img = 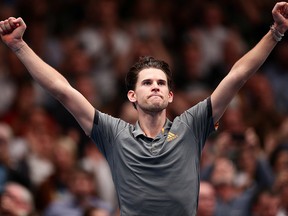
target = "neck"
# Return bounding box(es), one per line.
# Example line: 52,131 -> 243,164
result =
138,110 -> 167,138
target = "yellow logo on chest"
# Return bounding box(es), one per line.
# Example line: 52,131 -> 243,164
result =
167,132 -> 178,142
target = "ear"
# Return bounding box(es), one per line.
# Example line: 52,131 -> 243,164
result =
127,90 -> 137,103
168,91 -> 174,103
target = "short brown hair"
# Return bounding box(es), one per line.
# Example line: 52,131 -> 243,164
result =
125,56 -> 173,92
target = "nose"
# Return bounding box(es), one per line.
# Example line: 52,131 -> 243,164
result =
151,81 -> 160,91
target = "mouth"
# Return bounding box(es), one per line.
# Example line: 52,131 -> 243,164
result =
148,95 -> 163,99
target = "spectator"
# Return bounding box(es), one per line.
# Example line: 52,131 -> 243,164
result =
15,107 -> 58,187
35,136 -> 78,212
270,144 -> 288,176
0,123 -> 30,191
198,181 -> 217,216
250,189 -> 281,216
195,2 -> 229,75
205,157 -> 253,216
80,141 -> 117,210
44,167 -> 112,216
77,0 -> 132,105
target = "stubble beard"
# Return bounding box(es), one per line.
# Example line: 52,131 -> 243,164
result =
138,100 -> 168,113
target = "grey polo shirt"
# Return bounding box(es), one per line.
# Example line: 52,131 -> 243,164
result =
91,97 -> 215,216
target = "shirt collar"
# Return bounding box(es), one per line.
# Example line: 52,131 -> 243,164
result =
132,119 -> 172,138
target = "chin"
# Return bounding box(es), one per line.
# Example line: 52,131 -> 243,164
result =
147,103 -> 168,112
138,101 -> 169,113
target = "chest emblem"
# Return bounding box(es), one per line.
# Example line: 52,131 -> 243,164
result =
167,132 -> 178,142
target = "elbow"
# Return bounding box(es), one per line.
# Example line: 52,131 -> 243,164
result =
49,78 -> 71,99
229,65 -> 253,86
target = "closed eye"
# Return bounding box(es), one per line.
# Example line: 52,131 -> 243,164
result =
158,80 -> 166,86
141,79 -> 167,86
142,80 -> 152,85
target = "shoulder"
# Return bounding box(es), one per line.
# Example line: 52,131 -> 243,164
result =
179,97 -> 212,119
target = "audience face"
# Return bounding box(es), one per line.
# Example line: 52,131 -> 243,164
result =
275,151 -> 288,174
252,191 -> 280,216
198,181 -> 216,216
69,169 -> 96,199
210,157 -> 237,202
53,137 -> 76,171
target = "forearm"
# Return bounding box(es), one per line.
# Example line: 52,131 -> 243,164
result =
211,29 -> 279,122
0,17 -> 95,135
14,41 -> 70,99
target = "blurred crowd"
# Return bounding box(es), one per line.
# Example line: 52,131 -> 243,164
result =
0,0 -> 287,215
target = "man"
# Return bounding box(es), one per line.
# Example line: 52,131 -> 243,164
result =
43,168 -> 112,216
251,189 -> 281,216
0,182 -> 35,216
0,2 -> 288,215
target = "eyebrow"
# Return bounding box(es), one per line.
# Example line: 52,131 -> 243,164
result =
141,78 -> 167,84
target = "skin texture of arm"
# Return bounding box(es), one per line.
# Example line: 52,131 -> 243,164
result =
0,17 -> 95,136
211,2 -> 288,123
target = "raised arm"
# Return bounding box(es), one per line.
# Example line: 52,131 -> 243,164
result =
211,2 -> 288,123
0,17 -> 95,136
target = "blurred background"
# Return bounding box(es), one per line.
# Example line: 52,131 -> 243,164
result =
0,0 -> 287,215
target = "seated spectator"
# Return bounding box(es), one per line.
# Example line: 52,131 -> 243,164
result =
43,167 -> 112,216
204,157 -> 255,216
80,142 -> 117,210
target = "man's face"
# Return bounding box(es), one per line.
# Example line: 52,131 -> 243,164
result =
128,68 -> 173,113
69,172 -> 95,197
